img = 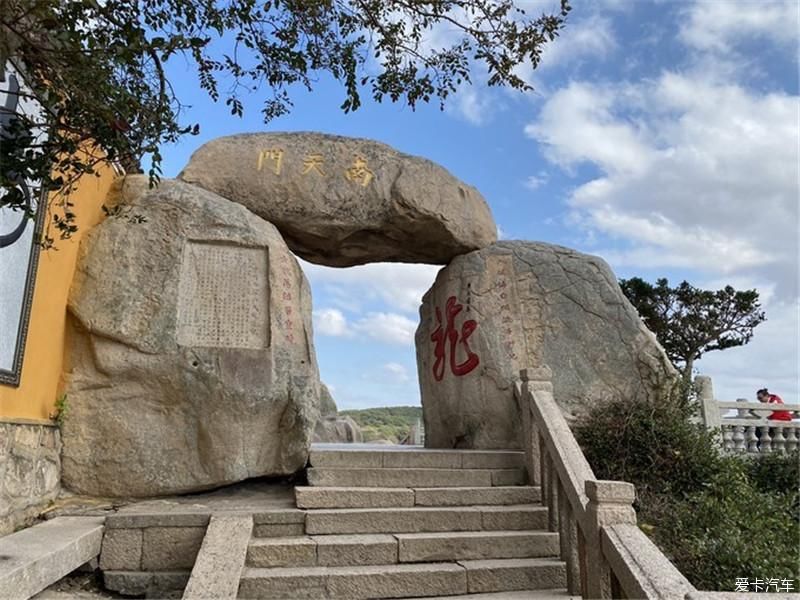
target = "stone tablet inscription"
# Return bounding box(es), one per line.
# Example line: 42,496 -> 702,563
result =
177,242 -> 269,349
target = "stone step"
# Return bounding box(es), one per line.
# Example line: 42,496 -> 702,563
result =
307,467 -> 526,488
238,558 -> 565,599
296,486 -> 416,509
247,530 -> 558,568
404,590 -> 579,599
302,506 -> 548,535
309,446 -> 524,470
414,486 -> 540,507
248,534 -> 399,568
0,516 -> 104,600
396,531 -> 559,563
294,485 -> 540,509
460,558 -> 567,594
239,562 -> 466,599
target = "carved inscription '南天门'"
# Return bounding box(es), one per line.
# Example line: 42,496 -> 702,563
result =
256,147 -> 375,186
176,241 -> 269,349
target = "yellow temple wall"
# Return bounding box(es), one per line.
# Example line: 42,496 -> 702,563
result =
0,167 -> 118,423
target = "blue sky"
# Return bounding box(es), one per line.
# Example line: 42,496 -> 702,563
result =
157,0 -> 799,409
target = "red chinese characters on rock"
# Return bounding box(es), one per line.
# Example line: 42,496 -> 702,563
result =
431,296 -> 480,381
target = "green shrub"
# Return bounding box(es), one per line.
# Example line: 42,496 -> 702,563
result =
652,457 -> 799,590
574,395 -> 721,499
341,406 -> 422,443
746,451 -> 800,495
575,396 -> 799,592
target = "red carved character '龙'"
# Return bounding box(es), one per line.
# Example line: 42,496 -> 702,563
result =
431,295 -> 480,381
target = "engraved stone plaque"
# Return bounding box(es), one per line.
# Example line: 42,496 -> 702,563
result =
177,242 -> 269,349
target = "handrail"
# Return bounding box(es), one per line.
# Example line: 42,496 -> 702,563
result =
515,367 -> 699,599
716,418 -> 800,427
524,373 -> 595,523
716,401 -> 800,412
602,524 -> 695,600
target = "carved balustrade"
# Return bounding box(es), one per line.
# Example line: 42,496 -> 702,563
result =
696,376 -> 800,455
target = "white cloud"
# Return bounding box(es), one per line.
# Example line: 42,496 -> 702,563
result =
586,210 -> 773,274
314,307 -> 419,346
382,362 -> 411,384
525,81 -> 655,176
411,3 -> 616,124
524,171 -> 549,190
505,12 -> 617,92
680,0 -> 798,52
450,86 -> 493,125
526,73 -> 799,296
526,11 -> 799,402
538,15 -> 617,70
301,261 -> 439,315
353,312 -> 417,346
313,308 -> 353,337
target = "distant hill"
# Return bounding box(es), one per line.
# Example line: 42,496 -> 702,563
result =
340,406 -> 423,443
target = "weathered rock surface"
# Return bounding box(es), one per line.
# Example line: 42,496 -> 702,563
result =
312,384 -> 363,443
313,416 -> 364,444
319,384 -> 338,418
178,132 -> 497,267
416,241 -> 677,449
61,176 -> 320,497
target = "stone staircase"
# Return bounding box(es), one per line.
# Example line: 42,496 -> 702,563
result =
237,446 -> 570,599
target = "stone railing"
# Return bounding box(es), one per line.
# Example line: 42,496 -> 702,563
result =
514,368 -> 792,600
515,367 -> 695,599
696,377 -> 800,454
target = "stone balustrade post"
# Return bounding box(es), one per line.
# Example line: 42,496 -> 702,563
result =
530,425 -> 541,487
733,425 -> 745,452
516,383 -> 535,484
758,425 -> 772,453
785,427 -> 799,452
746,426 -> 759,453
584,480 -> 637,599
695,376 -> 720,436
541,450 -> 551,509
773,427 -> 786,453
735,397 -> 751,419
547,456 -> 559,532
520,367 -> 553,488
558,482 -> 581,595
721,427 -> 734,450
519,366 -> 554,393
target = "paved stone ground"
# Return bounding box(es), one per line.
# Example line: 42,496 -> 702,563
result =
28,479 -> 296,599
32,571 -> 120,599
313,443 -> 424,450
110,478 -> 297,517
44,478 -> 297,521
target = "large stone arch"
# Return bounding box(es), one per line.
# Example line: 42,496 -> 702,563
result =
179,132 -> 497,267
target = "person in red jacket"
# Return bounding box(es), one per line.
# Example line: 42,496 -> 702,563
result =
756,388 -> 793,421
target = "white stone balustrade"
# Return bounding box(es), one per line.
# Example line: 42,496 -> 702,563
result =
696,376 -> 800,455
